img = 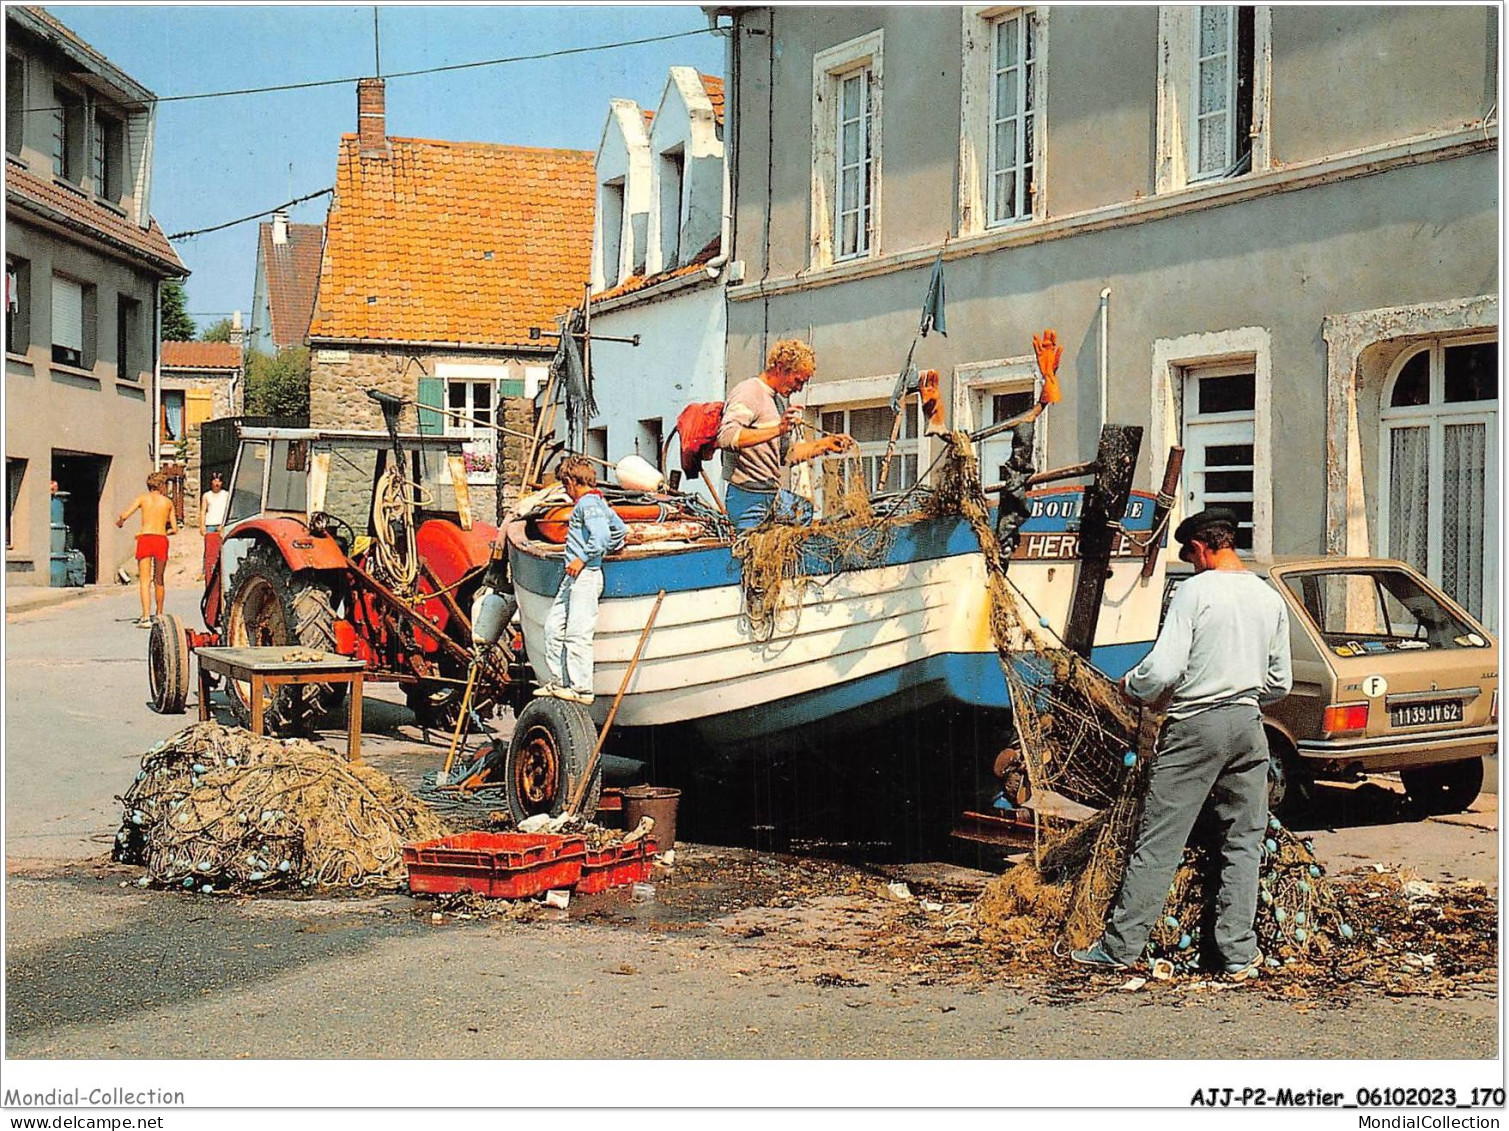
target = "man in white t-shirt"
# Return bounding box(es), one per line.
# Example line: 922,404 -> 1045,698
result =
200,472 -> 230,581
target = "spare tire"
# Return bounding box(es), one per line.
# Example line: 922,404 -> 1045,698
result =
147,612 -> 192,714
502,697 -> 600,823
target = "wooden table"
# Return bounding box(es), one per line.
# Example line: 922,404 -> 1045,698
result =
195,645 -> 367,762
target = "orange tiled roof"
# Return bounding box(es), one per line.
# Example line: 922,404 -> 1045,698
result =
162,340 -> 241,370
258,220 -> 323,349
592,234 -> 721,304
700,74 -> 725,126
5,160 -> 184,274
310,135 -> 595,347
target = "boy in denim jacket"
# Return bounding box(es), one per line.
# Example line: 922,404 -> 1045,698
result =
537,456 -> 628,704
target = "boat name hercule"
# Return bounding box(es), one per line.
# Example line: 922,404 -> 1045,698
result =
1012,531 -> 1142,560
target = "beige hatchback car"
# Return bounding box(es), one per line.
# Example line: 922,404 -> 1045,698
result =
1165,557 -> 1498,816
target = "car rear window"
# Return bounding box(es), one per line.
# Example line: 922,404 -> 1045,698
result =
1281,569 -> 1487,655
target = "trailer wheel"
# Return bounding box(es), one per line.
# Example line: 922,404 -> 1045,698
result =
224,541 -> 347,734
1402,757 -> 1483,816
503,697 -> 600,823
147,613 -> 192,714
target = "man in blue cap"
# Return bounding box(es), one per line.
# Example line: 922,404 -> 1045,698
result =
1072,507 -> 1293,981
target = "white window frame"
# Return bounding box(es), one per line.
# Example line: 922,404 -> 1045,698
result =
952,355 -> 1046,481
597,177 -> 627,289
1191,5 -> 1237,181
799,372 -> 922,506
811,30 -> 884,270
1150,327 -> 1272,561
437,365 -> 503,486
1377,334 -> 1499,627
50,273 -> 84,367
1155,5 -> 1270,194
960,7 -> 1047,236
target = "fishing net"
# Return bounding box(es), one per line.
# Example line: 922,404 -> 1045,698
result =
728,426 -> 1361,971
113,722 -> 449,892
732,460 -> 899,641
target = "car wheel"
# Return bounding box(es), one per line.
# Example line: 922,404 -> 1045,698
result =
1265,729 -> 1312,818
1401,757 -> 1483,816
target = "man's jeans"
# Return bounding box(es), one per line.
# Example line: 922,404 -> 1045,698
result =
724,482 -> 814,532
1103,703 -> 1269,970
542,567 -> 604,693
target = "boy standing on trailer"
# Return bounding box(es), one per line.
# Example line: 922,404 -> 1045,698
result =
537,456 -> 627,705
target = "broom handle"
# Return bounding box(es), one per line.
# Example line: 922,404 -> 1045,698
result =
567,589 -> 667,815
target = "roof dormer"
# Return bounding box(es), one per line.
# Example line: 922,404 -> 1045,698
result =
645,67 -> 726,277
592,99 -> 652,292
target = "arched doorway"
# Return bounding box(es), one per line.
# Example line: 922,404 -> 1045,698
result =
1379,336 -> 1497,628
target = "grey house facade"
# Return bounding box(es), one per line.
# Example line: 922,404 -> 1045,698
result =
718,6 -> 1498,627
5,6 -> 185,584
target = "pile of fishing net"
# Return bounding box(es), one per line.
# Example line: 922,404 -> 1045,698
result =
113,722 -> 449,893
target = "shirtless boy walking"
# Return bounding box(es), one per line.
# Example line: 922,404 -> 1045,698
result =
116,473 -> 178,626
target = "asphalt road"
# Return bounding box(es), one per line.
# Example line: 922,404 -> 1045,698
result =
3,585 -> 1500,1062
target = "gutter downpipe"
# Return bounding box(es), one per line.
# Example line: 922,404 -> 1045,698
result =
1098,286 -> 1111,431
702,9 -> 737,282
152,281 -> 162,469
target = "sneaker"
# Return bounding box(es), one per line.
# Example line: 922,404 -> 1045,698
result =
557,688 -> 595,705
135,617 -> 153,629
1069,940 -> 1128,971
532,683 -> 561,698
1225,952 -> 1263,982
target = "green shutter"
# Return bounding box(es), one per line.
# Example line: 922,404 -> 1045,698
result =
497,378 -> 525,398
416,376 -> 443,435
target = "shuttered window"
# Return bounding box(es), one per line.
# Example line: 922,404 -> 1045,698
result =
51,275 -> 83,366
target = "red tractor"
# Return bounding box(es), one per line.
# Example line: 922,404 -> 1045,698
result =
148,420 -> 526,734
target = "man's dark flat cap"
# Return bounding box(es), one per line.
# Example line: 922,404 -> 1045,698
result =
1173,507 -> 1239,547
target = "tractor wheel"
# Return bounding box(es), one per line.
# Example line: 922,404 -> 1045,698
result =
1402,757 -> 1484,816
502,697 -> 601,823
224,541 -> 347,734
147,613 -> 192,714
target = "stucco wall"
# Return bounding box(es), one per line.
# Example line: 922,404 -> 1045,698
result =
5,217 -> 158,584
582,281 -> 727,500
1270,6 -> 1497,165
726,151 -> 1497,560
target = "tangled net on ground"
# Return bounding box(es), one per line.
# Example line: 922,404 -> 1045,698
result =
113,722 -> 449,893
733,460 -> 900,641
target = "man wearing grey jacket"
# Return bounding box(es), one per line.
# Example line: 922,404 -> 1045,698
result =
1073,507 -> 1292,980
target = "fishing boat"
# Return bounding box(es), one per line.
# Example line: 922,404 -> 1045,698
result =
506,484 -> 1168,745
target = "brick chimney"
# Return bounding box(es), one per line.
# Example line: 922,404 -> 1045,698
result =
271,210 -> 288,245
357,78 -> 388,156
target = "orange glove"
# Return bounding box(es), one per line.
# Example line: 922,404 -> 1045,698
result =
917,369 -> 945,432
1034,329 -> 1063,405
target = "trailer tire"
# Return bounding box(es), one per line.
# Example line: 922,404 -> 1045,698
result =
224,541 -> 347,734
147,613 -> 192,714
502,697 -> 600,823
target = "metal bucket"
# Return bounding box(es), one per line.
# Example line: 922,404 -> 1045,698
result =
621,785 -> 680,850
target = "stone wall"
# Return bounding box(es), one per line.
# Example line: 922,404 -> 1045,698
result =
310,344 -> 543,523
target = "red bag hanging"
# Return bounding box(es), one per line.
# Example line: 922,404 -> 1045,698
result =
675,401 -> 725,478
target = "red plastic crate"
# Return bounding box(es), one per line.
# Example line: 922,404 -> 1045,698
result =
575,838 -> 658,895
403,831 -> 586,898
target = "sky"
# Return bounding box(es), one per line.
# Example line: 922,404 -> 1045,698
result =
49,3 -> 725,334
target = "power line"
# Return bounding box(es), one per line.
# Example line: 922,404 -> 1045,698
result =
167,186 -> 332,241
22,27 -> 713,113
